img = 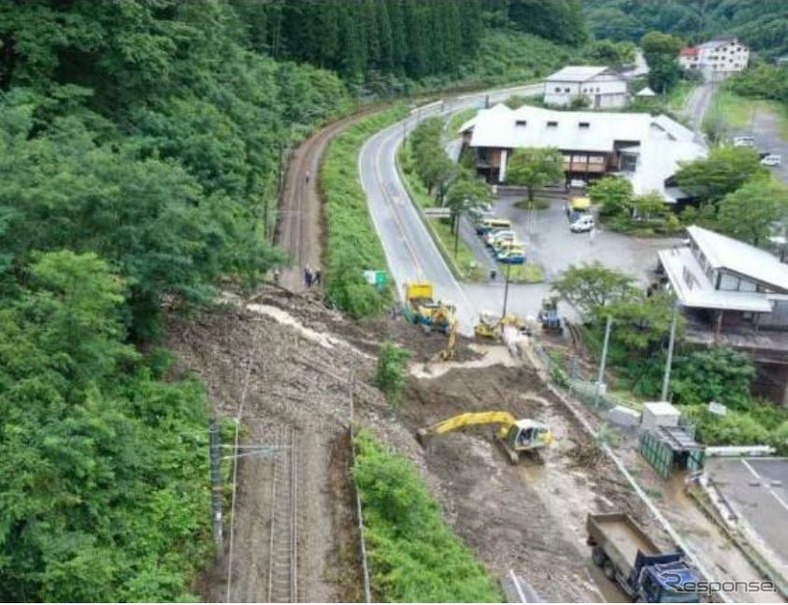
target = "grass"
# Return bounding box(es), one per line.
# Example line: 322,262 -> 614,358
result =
431,219 -> 488,281
665,80 -> 694,111
446,108 -> 477,136
707,90 -> 788,139
353,432 -> 503,602
514,198 -> 551,211
322,105 -> 408,316
497,262 -> 545,283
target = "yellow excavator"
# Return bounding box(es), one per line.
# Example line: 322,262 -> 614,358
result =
437,312 -> 458,360
416,412 -> 552,464
474,311 -> 531,340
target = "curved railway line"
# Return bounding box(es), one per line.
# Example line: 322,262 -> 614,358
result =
276,106 -> 381,291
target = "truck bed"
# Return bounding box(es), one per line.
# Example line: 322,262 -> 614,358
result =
588,513 -> 660,570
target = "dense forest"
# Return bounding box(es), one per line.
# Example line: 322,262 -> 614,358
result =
583,0 -> 788,59
0,1 -> 586,600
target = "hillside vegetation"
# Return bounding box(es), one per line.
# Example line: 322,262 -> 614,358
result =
0,0 -> 591,599
583,0 -> 788,59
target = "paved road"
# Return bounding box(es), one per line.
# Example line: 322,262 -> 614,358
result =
749,110 -> 788,184
683,82 -> 713,147
359,84 -> 542,334
706,457 -> 788,582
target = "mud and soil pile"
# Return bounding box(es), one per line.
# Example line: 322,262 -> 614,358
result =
167,288 -> 664,602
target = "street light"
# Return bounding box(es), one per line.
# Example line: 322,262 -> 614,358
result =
660,299 -> 681,402
501,262 -> 512,317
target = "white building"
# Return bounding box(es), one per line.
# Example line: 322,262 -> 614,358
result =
678,37 -> 749,76
543,66 -> 628,109
459,104 -> 706,202
657,226 -> 788,404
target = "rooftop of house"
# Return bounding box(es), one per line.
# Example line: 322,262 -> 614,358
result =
687,225 -> 788,293
459,104 -> 706,201
658,246 -> 773,312
696,36 -> 740,50
545,66 -> 613,82
680,47 -> 699,57
636,86 -> 657,96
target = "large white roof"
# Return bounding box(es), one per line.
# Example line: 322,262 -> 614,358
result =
658,247 -> 773,312
687,225 -> 788,292
459,104 -> 706,201
546,66 -> 610,82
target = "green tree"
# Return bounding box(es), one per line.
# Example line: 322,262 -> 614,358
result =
672,348 -> 755,409
505,147 -> 564,201
631,191 -> 669,220
551,263 -> 639,322
588,176 -> 633,218
444,177 -> 492,256
585,39 -> 637,69
602,291 -> 679,354
375,342 -> 411,407
676,146 -> 769,204
716,179 -> 788,247
641,31 -> 683,93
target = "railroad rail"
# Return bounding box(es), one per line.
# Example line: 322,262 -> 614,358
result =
267,427 -> 299,603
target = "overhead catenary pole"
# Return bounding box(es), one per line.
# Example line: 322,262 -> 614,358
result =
209,419 -> 223,551
661,301 -> 680,402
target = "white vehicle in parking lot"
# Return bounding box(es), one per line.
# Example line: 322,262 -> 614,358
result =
761,154 -> 781,167
733,136 -> 755,147
570,215 -> 595,233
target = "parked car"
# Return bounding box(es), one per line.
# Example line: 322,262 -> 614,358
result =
570,215 -> 595,233
733,136 -> 755,147
761,154 -> 782,167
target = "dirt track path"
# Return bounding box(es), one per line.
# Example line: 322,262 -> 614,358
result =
276,108 -> 378,291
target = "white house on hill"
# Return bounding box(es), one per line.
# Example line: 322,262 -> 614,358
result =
544,66 -> 628,109
679,37 -> 749,76
458,104 -> 706,202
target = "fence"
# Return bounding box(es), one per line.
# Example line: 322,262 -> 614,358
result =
531,341 -> 636,414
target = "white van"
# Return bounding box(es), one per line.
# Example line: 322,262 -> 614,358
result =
570,215 -> 595,233
486,230 -> 516,247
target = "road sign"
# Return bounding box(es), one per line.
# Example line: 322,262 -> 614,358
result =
363,270 -> 388,291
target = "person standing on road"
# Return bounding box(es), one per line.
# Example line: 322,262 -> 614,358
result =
313,267 -> 322,286
304,265 -> 313,288
305,170 -> 311,184
588,226 -> 596,245
273,268 -> 280,285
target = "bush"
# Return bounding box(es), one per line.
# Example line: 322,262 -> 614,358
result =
375,342 -> 411,407
681,403 -> 788,456
353,432 -> 502,602
322,107 -> 407,317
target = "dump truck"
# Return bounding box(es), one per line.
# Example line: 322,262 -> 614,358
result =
586,513 -> 701,603
402,281 -> 455,334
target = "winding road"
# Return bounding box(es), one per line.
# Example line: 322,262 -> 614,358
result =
359,85 -> 542,334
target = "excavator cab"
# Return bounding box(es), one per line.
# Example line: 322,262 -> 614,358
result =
504,420 -> 552,451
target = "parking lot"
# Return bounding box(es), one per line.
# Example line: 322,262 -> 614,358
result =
460,192 -> 680,322
705,457 -> 788,579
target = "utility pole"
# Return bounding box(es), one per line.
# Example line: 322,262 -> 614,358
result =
501,262 -> 512,317
595,315 -> 613,405
453,211 -> 460,258
209,419 -> 223,551
661,301 -> 680,402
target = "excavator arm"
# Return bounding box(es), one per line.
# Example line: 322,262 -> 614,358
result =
419,411 -> 517,440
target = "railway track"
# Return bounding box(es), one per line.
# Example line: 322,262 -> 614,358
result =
266,427 -> 299,603
276,105 -> 382,291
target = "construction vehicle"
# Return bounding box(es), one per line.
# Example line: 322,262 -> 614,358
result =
402,281 -> 456,334
474,311 -> 530,340
436,312 -> 458,361
586,513 -> 701,603
416,412 -> 552,464
537,297 -> 562,333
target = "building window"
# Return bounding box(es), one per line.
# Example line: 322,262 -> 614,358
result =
554,87 -> 561,93
564,88 -> 571,93
621,154 -> 637,171
547,121 -> 558,127
515,120 -> 527,127
578,122 -> 590,129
